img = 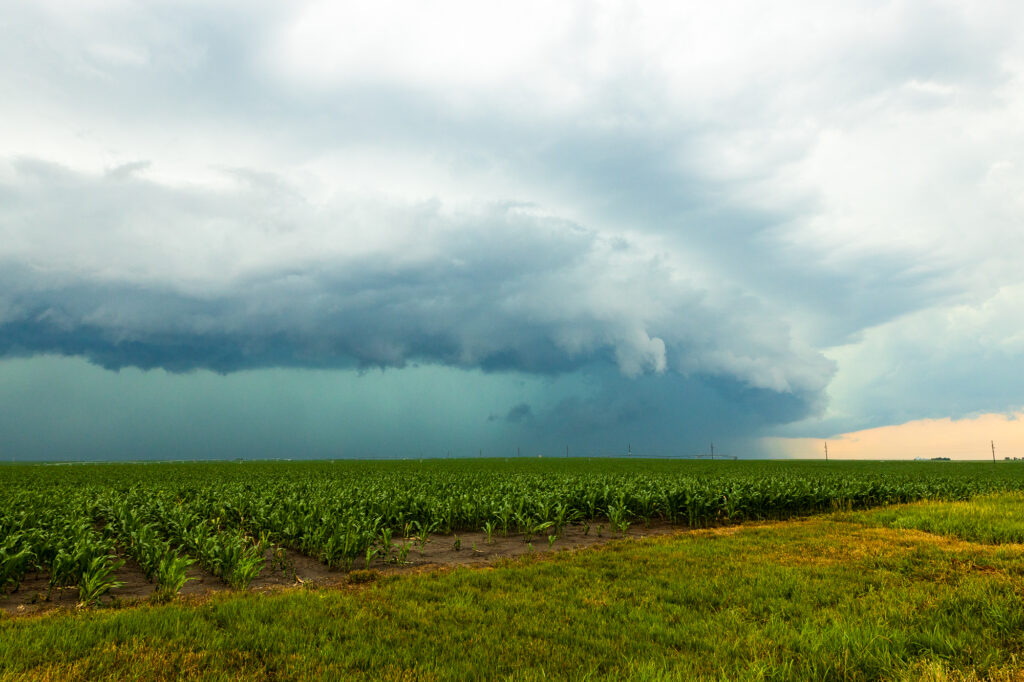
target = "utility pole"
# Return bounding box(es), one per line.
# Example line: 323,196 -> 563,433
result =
824,441 -> 829,462
710,441 -> 715,460
566,445 -> 569,458
628,443 -> 632,457
992,440 -> 996,463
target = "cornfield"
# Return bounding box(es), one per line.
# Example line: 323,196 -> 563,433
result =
2,459 -> 1021,602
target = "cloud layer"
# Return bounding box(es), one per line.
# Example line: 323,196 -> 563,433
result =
1,159 -> 834,391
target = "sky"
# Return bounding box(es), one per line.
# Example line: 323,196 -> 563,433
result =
1,1 -> 1022,461
766,411 -> 1024,461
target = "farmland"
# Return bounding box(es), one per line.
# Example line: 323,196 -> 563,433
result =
0,456 -> 1019,675
3,459 -> 1024,679
2,459 -> 1022,607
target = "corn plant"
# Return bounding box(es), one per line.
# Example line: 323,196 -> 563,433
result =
364,545 -> 378,569
411,520 -> 437,555
495,506 -> 514,537
551,503 -> 580,536
78,555 -> 124,607
47,551 -> 78,599
0,534 -> 34,592
95,496 -> 195,598
523,520 -> 553,543
272,546 -> 295,578
155,554 -> 193,599
379,527 -> 393,562
607,505 -> 631,536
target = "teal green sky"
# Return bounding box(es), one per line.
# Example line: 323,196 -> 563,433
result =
0,356 -> 594,461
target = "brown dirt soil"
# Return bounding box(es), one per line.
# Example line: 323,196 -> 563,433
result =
0,521 -> 686,616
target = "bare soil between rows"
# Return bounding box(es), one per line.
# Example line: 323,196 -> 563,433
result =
1,521 -> 688,617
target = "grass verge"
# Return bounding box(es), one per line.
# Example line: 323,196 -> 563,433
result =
846,491 -> 1024,545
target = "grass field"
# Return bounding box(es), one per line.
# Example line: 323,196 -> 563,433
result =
850,491 -> 1024,545
2,460 -> 1023,679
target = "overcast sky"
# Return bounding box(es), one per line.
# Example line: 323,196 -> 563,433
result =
2,1 -> 1022,460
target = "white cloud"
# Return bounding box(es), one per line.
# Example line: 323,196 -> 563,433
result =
275,1 -> 577,90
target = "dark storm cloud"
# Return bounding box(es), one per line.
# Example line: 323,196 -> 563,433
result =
525,368 -> 822,453
503,403 -> 533,424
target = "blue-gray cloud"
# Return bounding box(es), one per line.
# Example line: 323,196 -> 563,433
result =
502,403 -> 533,424
0,160 -> 832,392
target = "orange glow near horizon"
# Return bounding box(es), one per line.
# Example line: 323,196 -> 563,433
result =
764,411 -> 1024,461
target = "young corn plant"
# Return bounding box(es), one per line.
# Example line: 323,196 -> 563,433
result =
78,555 -> 124,607
411,520 -> 437,555
379,527 -> 393,563
47,551 -> 77,600
523,520 -> 553,543
495,507 -> 514,537
551,503 -> 579,536
607,505 -> 631,536
0,535 -> 34,593
271,546 -> 297,581
364,545 -> 379,569
514,511 -> 531,537
155,553 -> 193,600
227,551 -> 264,589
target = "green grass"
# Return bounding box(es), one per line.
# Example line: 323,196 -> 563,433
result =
4,497 -> 1024,680
850,491 -> 1024,544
